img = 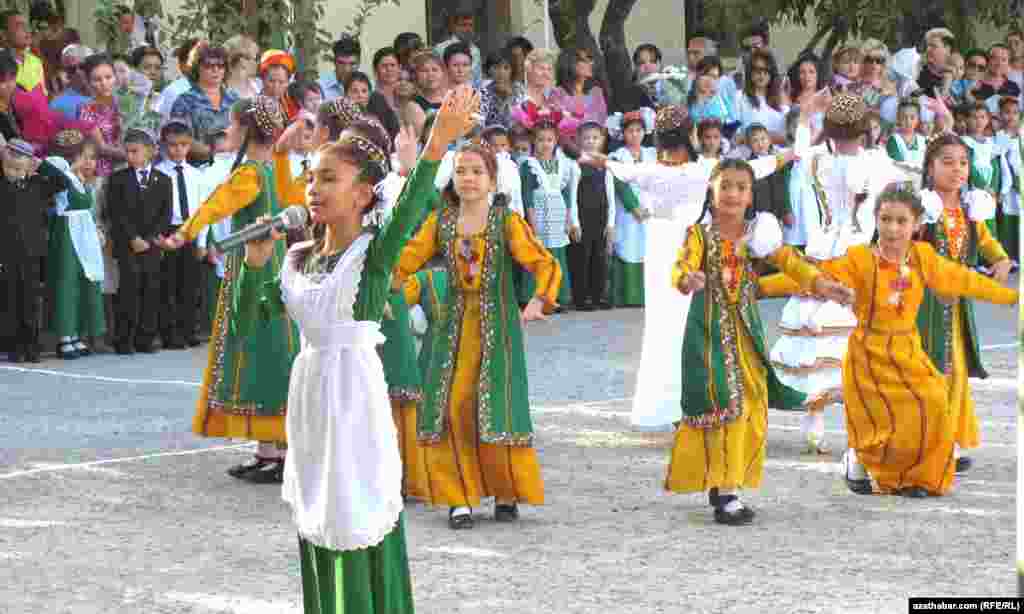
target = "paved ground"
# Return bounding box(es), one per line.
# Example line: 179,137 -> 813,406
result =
0,293 -> 1018,614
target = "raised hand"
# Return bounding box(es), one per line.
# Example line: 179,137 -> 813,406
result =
425,85 -> 481,157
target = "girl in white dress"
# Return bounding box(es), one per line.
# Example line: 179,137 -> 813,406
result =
581,105 -> 796,432
606,107 -> 656,307
238,87 -> 478,614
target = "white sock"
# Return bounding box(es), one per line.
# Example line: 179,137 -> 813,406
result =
844,450 -> 869,480
451,505 -> 471,517
722,498 -> 744,513
812,412 -> 825,439
954,443 -> 961,459
256,442 -> 282,459
73,341 -> 87,350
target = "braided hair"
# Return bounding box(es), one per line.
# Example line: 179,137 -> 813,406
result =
230,95 -> 286,172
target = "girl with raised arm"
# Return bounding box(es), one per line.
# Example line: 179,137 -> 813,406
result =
238,85 -> 479,613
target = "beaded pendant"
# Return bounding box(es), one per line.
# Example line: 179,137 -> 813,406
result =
887,263 -> 912,312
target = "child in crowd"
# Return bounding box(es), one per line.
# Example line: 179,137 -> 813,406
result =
1,140 -> 68,362
996,96 -> 1022,262
697,118 -> 725,160
105,128 -> 173,354
865,111 -> 885,150
570,121 -> 619,310
46,129 -> 106,359
747,123 -> 774,158
156,118 -> 205,349
960,102 -> 999,192
481,124 -> 524,216
193,129 -> 234,331
728,123 -> 774,160
606,108 -> 656,308
886,101 -> 927,166
519,118 -> 580,309
510,126 -> 532,163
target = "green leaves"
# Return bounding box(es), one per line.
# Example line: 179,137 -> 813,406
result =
704,0 -> 1020,57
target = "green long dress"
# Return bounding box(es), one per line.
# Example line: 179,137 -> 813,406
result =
178,161 -> 299,442
235,157 -> 442,614
380,290 -> 422,402
410,268 -> 448,381
48,182 -> 106,340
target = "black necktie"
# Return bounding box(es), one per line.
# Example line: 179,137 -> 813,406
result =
175,165 -> 188,221
138,170 -> 148,188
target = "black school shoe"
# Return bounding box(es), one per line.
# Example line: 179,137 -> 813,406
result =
899,487 -> 930,498
56,343 -> 79,359
448,508 -> 474,529
227,456 -> 274,479
955,457 -> 973,474
243,459 -> 284,484
712,495 -> 755,526
842,451 -> 873,495
494,503 -> 519,522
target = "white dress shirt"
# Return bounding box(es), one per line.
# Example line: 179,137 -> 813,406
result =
158,159 -> 207,249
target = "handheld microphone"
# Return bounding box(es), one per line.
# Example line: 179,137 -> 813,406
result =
213,206 -> 309,252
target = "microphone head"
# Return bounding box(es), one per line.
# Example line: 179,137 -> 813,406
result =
281,206 -> 310,230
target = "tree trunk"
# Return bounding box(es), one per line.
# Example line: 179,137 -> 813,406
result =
898,0 -> 945,50
548,0 -> 601,89
685,0 -> 706,41
599,0 -> 639,112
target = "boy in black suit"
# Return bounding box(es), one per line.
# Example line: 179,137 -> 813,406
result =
0,140 -> 68,362
155,119 -> 204,349
106,128 -> 173,354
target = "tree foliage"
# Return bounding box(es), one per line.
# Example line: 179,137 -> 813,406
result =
703,0 -> 1021,60
162,0 -> 334,72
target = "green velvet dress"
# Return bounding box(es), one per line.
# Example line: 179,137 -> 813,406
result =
235,158 -> 441,614
48,181 -> 106,340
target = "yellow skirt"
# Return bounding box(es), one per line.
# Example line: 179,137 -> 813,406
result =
843,329 -> 956,495
191,292 -> 287,443
420,293 -> 544,507
392,399 -> 430,500
949,308 -> 980,449
665,316 -> 769,494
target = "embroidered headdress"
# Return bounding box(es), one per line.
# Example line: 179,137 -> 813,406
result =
338,133 -> 390,178
655,105 -> 688,134
248,95 -> 286,138
826,93 -> 867,125
54,129 -> 85,149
